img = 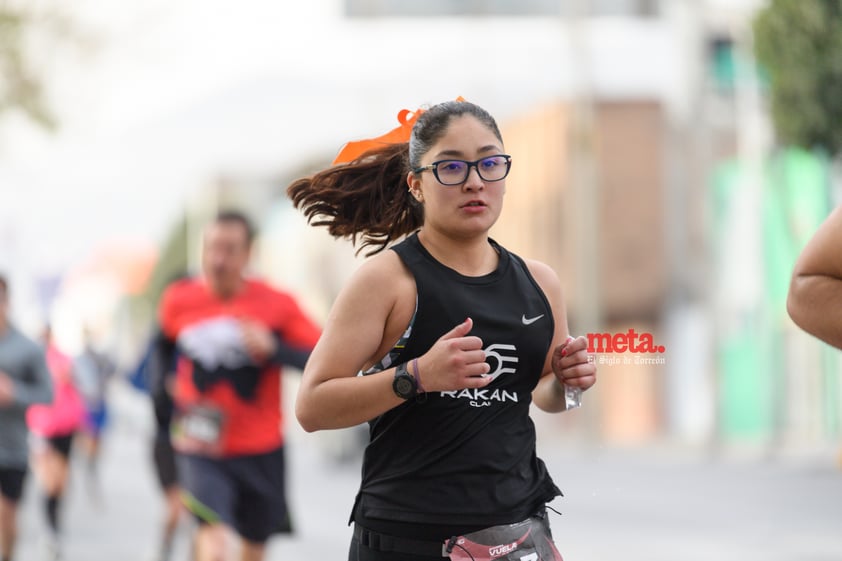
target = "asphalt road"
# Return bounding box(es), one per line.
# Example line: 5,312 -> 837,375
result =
13,382 -> 842,561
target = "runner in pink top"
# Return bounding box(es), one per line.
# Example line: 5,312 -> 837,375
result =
27,343 -> 85,438
26,326 -> 84,560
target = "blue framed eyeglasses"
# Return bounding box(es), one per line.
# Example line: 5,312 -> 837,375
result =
412,154 -> 512,186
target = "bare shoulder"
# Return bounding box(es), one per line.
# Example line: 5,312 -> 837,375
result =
319,246 -> 416,367
350,248 -> 412,288
521,258 -> 562,293
334,247 -> 414,313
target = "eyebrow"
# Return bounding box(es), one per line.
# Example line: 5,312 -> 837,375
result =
433,145 -> 501,159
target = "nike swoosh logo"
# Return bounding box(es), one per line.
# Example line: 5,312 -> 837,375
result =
521,314 -> 544,325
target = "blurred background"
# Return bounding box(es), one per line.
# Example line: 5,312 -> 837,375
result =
1,0 -> 841,560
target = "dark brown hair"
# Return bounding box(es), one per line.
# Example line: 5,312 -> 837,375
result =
0,273 -> 7,297
287,100 -> 503,256
214,209 -> 256,245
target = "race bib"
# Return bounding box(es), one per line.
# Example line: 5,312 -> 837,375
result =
446,515 -> 563,561
173,404 -> 225,456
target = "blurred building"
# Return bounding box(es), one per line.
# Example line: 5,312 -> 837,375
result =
127,0 -> 840,455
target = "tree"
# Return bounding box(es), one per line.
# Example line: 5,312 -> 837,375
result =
753,0 -> 842,156
0,4 -> 53,127
0,2 -> 84,130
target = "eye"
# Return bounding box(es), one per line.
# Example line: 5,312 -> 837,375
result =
438,161 -> 466,173
480,157 -> 505,169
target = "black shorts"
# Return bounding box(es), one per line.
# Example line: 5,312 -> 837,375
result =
177,446 -> 291,544
349,530 -> 445,561
153,432 -> 178,490
47,434 -> 75,459
0,467 -> 27,502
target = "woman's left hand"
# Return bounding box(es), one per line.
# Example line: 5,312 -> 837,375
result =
551,335 -> 596,391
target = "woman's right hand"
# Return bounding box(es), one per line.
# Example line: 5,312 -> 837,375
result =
415,318 -> 492,392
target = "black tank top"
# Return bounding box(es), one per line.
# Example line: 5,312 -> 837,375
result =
352,233 -> 562,537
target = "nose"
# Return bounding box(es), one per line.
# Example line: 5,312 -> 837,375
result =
462,165 -> 484,190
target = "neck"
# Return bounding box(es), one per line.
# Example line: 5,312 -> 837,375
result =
0,318 -> 9,337
208,277 -> 245,300
417,229 -> 497,276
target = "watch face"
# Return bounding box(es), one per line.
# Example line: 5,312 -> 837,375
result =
395,377 -> 414,397
393,363 -> 417,399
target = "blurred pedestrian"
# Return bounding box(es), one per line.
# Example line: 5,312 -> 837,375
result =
26,324 -> 86,559
130,324 -> 188,561
130,273 -> 193,561
288,99 -> 597,560
155,210 -> 321,561
73,327 -> 116,504
0,273 -> 53,561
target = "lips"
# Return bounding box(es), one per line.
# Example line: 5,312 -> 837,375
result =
461,200 -> 486,208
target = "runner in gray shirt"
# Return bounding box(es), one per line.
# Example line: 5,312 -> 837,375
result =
0,273 -> 53,561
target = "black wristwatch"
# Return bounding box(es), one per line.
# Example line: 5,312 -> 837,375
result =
392,362 -> 417,400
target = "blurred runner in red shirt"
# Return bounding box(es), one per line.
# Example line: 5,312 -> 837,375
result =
156,210 -> 320,561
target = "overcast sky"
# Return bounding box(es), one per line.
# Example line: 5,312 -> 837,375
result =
0,0 -> 766,327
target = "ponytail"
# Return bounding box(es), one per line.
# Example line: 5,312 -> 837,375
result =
288,99 -> 501,256
287,142 -> 423,256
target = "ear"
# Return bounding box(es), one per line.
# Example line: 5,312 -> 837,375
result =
406,171 -> 421,192
406,174 -> 425,203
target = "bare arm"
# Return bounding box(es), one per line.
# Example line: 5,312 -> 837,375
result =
295,251 -> 493,432
0,372 -> 13,406
295,252 -> 416,431
787,205 -> 842,350
526,259 -> 597,413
